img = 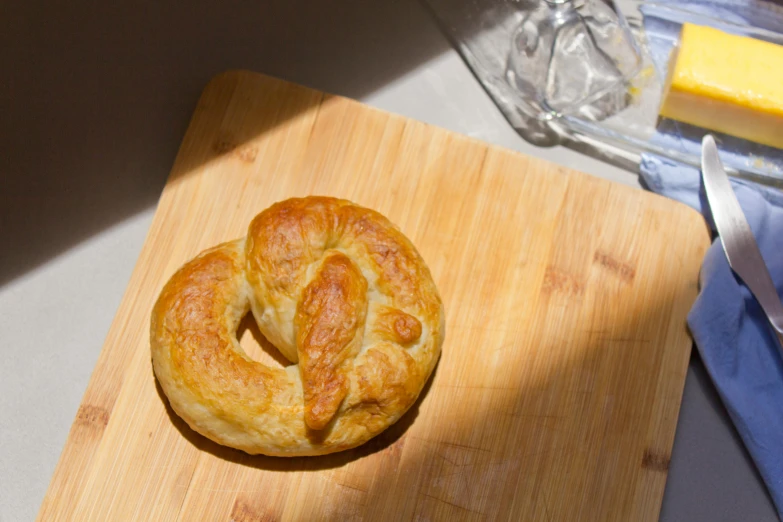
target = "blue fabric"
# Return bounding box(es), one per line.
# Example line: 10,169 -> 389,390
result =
640,156 -> 783,517
639,2 -> 783,515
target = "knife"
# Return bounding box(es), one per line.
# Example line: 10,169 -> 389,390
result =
701,135 -> 783,351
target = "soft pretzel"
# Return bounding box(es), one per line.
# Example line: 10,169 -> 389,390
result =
151,196 -> 444,456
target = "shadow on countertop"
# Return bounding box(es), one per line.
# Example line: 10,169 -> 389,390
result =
0,0 -> 451,286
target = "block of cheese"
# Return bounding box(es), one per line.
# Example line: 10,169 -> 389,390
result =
660,23 -> 783,149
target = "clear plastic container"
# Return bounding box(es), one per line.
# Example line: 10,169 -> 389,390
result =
505,0 -> 643,119
424,0 -> 783,186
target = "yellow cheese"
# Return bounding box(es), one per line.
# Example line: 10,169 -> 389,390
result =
660,23 -> 783,149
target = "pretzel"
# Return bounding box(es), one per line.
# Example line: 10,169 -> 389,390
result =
151,197 -> 444,456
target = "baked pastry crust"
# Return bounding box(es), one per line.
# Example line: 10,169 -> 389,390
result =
151,197 -> 444,456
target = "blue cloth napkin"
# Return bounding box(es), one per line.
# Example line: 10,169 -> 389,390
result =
641,153 -> 783,517
639,2 -> 783,516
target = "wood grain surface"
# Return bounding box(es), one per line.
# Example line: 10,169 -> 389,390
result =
38,71 -> 710,522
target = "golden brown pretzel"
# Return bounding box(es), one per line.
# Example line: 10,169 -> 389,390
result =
150,197 -> 444,456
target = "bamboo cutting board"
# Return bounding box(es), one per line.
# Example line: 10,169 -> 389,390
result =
38,71 -> 709,522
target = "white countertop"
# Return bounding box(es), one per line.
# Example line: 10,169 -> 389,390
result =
1,2 -> 777,521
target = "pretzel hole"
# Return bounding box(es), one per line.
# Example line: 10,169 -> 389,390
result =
237,313 -> 291,368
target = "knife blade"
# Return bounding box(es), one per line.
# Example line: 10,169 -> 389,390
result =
701,135 -> 783,350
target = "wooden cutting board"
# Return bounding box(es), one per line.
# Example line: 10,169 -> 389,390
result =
38,71 -> 709,522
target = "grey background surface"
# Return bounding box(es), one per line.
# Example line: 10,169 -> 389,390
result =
1,1 -> 777,521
